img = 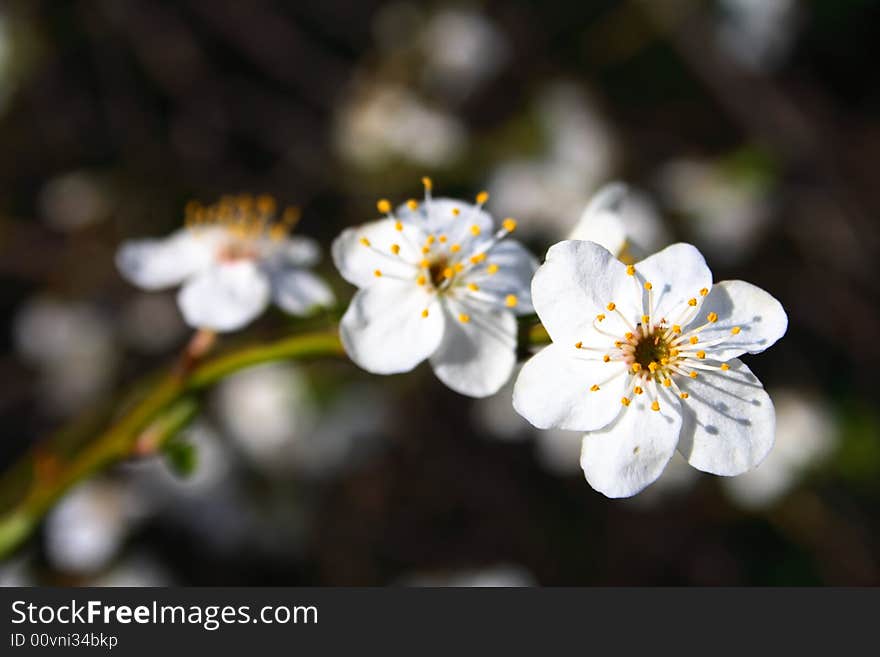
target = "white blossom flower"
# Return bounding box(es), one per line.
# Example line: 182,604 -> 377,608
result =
333,179 -> 538,397
513,240 -> 788,498
116,195 -> 334,332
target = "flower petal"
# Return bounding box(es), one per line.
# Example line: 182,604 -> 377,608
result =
693,280 -> 788,361
530,240 -> 631,345
429,298 -> 517,398
513,343 -> 627,431
270,268 -> 335,316
676,358 -> 775,476
580,388 -> 682,498
568,183 -> 629,256
632,242 -> 713,323
467,240 -> 539,314
331,219 -> 421,288
177,261 -> 271,332
274,236 -> 322,268
397,198 -> 494,245
339,278 -> 443,374
116,229 -> 214,290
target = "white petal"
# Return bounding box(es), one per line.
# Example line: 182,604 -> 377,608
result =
677,358 -> 775,476
271,268 -> 335,316
632,243 -> 713,323
177,261 -> 271,332
530,240 -> 631,345
331,219 -> 421,288
116,229 -> 214,290
513,343 -> 627,431
274,236 -> 322,268
429,298 -> 517,398
177,260 -> 269,332
580,388 -> 682,498
568,183 -> 629,256
339,278 -> 444,374
693,280 -> 788,361
467,240 -> 539,314
397,198 -> 494,245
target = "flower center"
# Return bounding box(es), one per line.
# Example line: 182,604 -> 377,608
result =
428,256 -> 451,288
631,328 -> 672,371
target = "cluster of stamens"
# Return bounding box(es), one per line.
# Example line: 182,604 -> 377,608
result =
184,194 -> 302,256
359,178 -> 520,321
576,264 -> 741,412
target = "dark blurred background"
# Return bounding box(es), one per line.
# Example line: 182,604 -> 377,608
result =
1,0 -> 879,585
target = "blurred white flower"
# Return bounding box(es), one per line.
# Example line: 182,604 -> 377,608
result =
333,183 -> 537,398
335,84 -> 466,169
658,157 -> 773,266
0,555 -> 35,586
116,195 -> 334,332
488,82 -> 619,239
514,241 -> 788,498
90,552 -> 175,587
39,170 -> 113,232
400,563 -> 536,587
13,297 -> 118,415
717,0 -> 800,73
120,293 -> 188,354
44,479 -> 148,576
722,389 -> 837,510
570,183 -> 670,262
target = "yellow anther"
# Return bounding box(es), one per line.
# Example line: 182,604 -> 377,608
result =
395,220 -> 403,231
452,207 -> 461,217
467,282 -> 480,291
439,235 -> 447,243
707,312 -> 718,323
575,341 -> 583,349
625,332 -> 634,340
621,397 -> 631,407
421,176 -> 433,191
607,302 -> 616,311
614,341 -> 623,348
502,218 -> 517,232
632,363 -> 642,373
590,384 -> 600,392
603,355 -> 611,363
391,244 -> 401,255
680,392 -> 689,399
651,401 -> 660,412
454,263 -> 464,273
374,269 -> 382,277
421,308 -> 429,318
644,281 -> 653,291
476,191 -> 489,205
688,298 -> 698,307
648,362 -> 659,373
458,313 -> 470,323
406,199 -> 419,210
359,237 -> 371,247
416,275 -> 427,286
689,371 -> 698,379
696,350 -> 706,359
731,326 -> 741,335
470,224 -> 481,236
720,363 -> 730,371
663,378 -> 672,387
442,267 -> 454,279
661,357 -> 669,365
700,287 -> 709,297
642,315 -> 650,325
505,294 -> 518,308
689,336 -> 699,345
422,246 -> 431,255
486,263 -> 499,274
377,199 -> 392,214
634,386 -> 644,395
269,224 -> 287,241
419,258 -> 430,268
626,265 -> 636,276
256,194 -> 277,215
450,243 -> 462,253
425,235 -> 436,245
672,325 -> 682,334
596,314 -> 606,322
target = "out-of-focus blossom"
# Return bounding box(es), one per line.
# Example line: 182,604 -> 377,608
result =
400,563 -> 537,587
13,297 -> 118,415
488,82 -> 619,239
116,195 -> 334,332
722,389 -> 838,510
0,555 -> 34,586
120,293 -> 188,354
44,479 -> 149,576
335,84 -> 466,169
90,553 -> 175,587
333,182 -> 537,397
514,241 -> 788,497
717,0 -> 800,73
569,183 -> 670,262
658,157 -> 774,266
39,170 -> 113,232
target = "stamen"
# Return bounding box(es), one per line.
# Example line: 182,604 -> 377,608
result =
359,237 -> 371,247
626,265 -> 636,276
607,302 -> 616,311
688,298 -> 697,307
458,313 -> 470,323
700,287 -> 709,297
621,397 -> 631,406
502,218 -> 517,232
575,341 -> 583,349
470,225 -> 481,236
374,269 -> 382,277
467,283 -> 480,291
421,309 -> 429,318
651,401 -> 661,411
470,252 -> 486,264
451,244 -> 462,253
696,351 -> 706,359
720,363 -> 730,371
590,384 -> 600,392
391,244 -> 400,255
596,314 -> 606,322
452,208 -> 461,217
422,177 -> 433,192
395,221 -> 403,231
634,386 -> 644,395
416,275 -> 427,286
707,312 -> 718,323
486,264 -> 499,275
406,199 -> 419,211
505,294 -> 518,308
377,199 -> 392,215
731,326 -> 741,335
476,191 -> 489,205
